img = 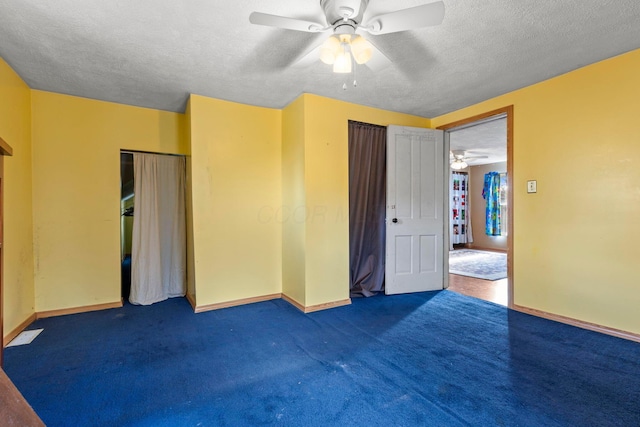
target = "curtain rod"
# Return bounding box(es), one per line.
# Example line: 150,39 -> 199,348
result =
121,149 -> 186,157
348,120 -> 387,129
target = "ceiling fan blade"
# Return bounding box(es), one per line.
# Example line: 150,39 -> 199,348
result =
249,12 -> 327,33
362,1 -> 445,35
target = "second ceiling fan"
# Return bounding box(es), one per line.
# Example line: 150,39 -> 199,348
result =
450,150 -> 489,170
249,0 -> 445,73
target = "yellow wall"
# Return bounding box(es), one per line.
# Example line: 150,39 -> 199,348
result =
9,47 -> 640,337
188,95 -> 282,307
432,48 -> 640,334
468,162 -> 508,251
281,96 -> 307,304
0,58 -> 35,338
31,91 -> 187,312
294,94 -> 430,306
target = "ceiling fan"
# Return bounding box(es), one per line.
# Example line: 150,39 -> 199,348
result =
450,150 -> 488,170
249,0 -> 445,73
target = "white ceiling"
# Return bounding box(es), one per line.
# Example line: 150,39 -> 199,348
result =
0,1 -> 638,117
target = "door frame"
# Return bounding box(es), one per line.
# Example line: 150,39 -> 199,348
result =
436,105 -> 514,308
0,136 -> 14,366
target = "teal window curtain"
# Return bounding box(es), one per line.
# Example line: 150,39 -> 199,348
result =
482,172 -> 501,236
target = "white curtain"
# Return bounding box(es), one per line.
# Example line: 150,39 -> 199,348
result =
130,153 -> 186,305
449,171 -> 474,249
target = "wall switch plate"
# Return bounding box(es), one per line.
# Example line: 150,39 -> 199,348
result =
527,180 -> 537,193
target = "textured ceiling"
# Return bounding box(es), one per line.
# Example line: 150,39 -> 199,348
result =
0,1 -> 639,117
449,117 -> 506,166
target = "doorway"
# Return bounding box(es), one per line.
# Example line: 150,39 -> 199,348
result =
119,150 -> 187,305
348,121 -> 387,297
438,106 -> 514,307
348,122 -> 447,297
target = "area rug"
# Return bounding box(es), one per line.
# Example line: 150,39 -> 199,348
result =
449,249 -> 507,280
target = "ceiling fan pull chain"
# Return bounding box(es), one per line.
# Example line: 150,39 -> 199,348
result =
353,56 -> 358,87
342,52 -> 358,90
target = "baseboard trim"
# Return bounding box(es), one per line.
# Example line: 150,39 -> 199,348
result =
282,294 -> 352,313
466,246 -> 507,253
305,298 -> 352,313
37,300 -> 123,319
513,304 -> 640,344
186,293 -> 196,311
3,313 -> 37,347
281,294 -> 305,312
194,293 -> 282,314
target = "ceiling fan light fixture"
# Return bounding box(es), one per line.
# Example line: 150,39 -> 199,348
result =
333,49 -> 352,73
320,33 -> 371,72
320,36 -> 340,64
450,159 -> 468,170
350,35 -> 372,64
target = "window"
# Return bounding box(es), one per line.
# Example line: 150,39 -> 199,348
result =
499,172 -> 508,236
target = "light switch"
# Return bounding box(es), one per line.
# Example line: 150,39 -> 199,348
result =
527,180 -> 537,193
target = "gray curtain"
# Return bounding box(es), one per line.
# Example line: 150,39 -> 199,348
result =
348,121 -> 387,297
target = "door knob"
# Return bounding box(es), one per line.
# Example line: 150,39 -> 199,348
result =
392,218 -> 398,223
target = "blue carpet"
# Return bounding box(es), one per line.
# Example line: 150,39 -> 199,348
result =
4,291 -> 640,426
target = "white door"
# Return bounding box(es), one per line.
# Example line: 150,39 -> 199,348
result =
385,125 -> 445,294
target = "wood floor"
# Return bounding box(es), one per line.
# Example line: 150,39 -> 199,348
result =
447,274 -> 507,306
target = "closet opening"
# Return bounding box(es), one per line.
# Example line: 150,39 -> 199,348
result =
348,121 -> 387,297
120,150 -> 187,305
